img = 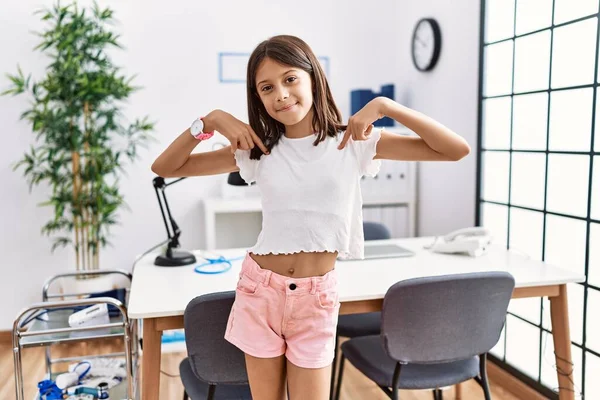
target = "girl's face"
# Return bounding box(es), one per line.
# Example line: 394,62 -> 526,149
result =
255,57 -> 314,129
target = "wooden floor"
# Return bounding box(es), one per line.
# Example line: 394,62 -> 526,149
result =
2,338 -> 523,399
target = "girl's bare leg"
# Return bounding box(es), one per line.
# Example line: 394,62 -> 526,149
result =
286,360 -> 332,400
245,354 -> 287,400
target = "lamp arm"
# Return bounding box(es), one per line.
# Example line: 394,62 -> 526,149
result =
153,176 -> 189,250
153,177 -> 173,240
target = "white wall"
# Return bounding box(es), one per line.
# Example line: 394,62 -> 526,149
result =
395,1 -> 481,236
0,0 -> 479,330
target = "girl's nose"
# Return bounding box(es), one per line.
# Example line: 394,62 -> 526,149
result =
276,87 -> 289,102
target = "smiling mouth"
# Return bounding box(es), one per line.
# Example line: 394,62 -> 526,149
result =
278,102 -> 298,112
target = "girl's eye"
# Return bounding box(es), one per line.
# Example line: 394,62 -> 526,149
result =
260,77 -> 295,92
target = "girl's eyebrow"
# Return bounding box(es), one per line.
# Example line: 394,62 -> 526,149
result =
257,69 -> 298,86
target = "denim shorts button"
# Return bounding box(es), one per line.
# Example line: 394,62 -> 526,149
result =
289,283 -> 297,290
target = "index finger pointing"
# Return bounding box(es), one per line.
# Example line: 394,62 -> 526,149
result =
248,128 -> 270,154
338,128 -> 351,150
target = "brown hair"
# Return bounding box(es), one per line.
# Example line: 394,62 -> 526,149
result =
247,35 -> 346,159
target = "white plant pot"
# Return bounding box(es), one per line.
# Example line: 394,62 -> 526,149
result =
59,273 -> 117,296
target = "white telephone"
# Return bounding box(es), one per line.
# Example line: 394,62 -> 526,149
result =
427,227 -> 492,257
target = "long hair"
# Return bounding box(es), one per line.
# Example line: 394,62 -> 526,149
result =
247,35 -> 346,159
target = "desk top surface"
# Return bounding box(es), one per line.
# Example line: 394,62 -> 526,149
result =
127,237 -> 585,319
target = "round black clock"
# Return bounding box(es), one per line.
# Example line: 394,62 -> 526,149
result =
411,18 -> 442,72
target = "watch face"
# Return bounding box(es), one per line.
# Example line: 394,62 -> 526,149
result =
191,118 -> 204,135
412,19 -> 441,71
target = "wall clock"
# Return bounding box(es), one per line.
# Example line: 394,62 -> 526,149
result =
411,18 -> 442,72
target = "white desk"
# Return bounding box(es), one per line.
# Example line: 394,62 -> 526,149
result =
128,237 -> 585,400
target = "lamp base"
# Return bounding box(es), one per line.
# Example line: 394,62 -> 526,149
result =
154,250 -> 197,267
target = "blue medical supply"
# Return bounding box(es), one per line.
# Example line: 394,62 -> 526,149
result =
38,361 -> 91,399
37,379 -> 63,400
75,386 -> 98,395
97,381 -> 110,399
161,330 -> 185,343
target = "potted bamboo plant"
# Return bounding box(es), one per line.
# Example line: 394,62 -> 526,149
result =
3,1 -> 154,290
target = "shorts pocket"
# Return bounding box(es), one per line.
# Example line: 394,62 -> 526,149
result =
236,273 -> 259,295
317,288 -> 339,309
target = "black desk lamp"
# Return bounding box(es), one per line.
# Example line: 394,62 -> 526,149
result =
227,170 -> 248,186
152,172 -> 248,267
152,176 -> 196,266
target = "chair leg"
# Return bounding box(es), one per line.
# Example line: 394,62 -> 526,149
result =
207,384 -> 216,400
432,389 -> 443,400
334,353 -> 346,400
479,353 -> 492,400
182,389 -> 189,400
330,334 -> 339,400
391,363 -> 402,400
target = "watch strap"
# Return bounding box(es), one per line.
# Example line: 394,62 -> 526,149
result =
191,116 -> 215,140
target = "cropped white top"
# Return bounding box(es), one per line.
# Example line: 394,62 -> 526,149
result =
234,128 -> 382,260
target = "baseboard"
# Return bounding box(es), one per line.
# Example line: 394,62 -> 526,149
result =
487,359 -> 553,400
0,330 -> 12,343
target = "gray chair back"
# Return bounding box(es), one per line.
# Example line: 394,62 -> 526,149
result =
363,222 -> 391,241
381,272 -> 514,364
184,291 -> 248,385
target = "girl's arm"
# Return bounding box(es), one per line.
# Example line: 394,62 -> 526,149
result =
151,138 -> 238,178
151,110 -> 269,178
377,97 -> 470,161
339,97 -> 471,162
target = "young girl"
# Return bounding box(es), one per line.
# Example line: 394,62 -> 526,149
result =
152,35 -> 470,400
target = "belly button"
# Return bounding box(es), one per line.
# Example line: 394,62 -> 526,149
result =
288,268 -> 295,275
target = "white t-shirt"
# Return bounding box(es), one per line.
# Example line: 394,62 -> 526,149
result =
234,128 -> 382,260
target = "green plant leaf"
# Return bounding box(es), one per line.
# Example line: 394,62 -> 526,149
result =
5,0 -> 155,269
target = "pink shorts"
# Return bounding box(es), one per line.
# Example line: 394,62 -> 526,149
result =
224,253 -> 340,369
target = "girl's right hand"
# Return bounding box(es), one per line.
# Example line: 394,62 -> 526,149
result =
207,110 -> 269,154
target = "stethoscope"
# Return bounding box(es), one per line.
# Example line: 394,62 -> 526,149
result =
194,251 -> 245,275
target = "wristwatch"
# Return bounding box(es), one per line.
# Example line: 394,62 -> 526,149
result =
190,116 -> 215,140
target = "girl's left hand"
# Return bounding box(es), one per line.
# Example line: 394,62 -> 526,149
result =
338,97 -> 387,150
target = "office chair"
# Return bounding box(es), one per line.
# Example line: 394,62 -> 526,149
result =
180,291 -> 252,400
335,272 -> 514,400
329,222 -> 391,398
362,221 -> 392,241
